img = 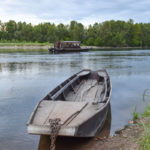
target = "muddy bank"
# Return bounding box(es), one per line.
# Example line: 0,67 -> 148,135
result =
99,117 -> 148,150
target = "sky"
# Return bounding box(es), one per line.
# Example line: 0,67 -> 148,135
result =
0,0 -> 150,25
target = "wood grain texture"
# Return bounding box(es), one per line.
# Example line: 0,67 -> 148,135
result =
31,101 -> 87,125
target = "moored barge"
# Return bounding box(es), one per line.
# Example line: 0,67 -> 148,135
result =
48,41 -> 89,53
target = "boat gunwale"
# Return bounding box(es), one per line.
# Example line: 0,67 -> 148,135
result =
46,69 -> 91,100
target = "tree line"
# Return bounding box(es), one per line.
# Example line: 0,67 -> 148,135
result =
0,19 -> 150,47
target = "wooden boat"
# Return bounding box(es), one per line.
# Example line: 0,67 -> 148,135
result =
48,41 -> 89,53
27,69 -> 111,137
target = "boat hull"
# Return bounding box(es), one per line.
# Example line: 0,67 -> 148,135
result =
48,48 -> 89,53
75,101 -> 110,137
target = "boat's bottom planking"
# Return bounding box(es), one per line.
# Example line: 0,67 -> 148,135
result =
65,79 -> 104,102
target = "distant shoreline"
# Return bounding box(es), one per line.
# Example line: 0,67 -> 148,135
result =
82,46 -> 150,50
0,45 -> 150,50
0,45 -> 50,50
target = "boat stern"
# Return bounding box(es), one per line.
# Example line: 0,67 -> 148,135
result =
27,124 -> 76,137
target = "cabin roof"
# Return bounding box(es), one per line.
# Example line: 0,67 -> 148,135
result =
60,41 -> 81,43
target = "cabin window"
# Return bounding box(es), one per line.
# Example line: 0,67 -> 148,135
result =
54,41 -> 80,48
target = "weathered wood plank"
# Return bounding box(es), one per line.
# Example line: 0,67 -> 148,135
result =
94,83 -> 105,103
68,103 -> 105,127
31,101 -> 55,125
31,101 -> 87,126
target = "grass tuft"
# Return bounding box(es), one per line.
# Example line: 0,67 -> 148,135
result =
142,105 -> 150,117
139,121 -> 150,150
132,107 -> 139,121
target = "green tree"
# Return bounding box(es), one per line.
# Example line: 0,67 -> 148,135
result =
6,20 -> 17,40
56,24 -> 69,40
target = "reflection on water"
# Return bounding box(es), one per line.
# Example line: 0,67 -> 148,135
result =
38,104 -> 111,150
0,50 -> 150,77
0,50 -> 150,150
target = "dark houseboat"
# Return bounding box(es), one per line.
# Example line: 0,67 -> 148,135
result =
48,41 -> 89,53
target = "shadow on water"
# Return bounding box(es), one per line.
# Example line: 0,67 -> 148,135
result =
38,104 -> 111,150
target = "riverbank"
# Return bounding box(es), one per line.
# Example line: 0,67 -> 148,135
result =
0,42 -> 53,46
99,104 -> 150,150
0,42 -> 52,51
0,43 -> 150,50
98,116 -> 149,150
0,45 -> 50,50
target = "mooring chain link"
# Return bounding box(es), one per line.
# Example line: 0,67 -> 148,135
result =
49,118 -> 61,150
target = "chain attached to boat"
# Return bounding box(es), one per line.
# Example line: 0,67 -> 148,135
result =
48,105 -> 87,150
49,118 -> 61,150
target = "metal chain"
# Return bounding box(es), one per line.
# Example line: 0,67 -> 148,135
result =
49,118 -> 61,150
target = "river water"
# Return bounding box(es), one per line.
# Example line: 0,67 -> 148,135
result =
0,50 -> 150,150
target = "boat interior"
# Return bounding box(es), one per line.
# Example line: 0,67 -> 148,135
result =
44,70 -> 111,104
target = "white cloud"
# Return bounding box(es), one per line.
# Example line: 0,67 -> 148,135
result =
0,0 -> 150,25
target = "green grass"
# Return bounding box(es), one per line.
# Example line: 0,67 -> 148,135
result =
139,121 -> 150,150
142,105 -> 150,117
0,42 -> 53,52
132,107 -> 139,121
0,42 -> 53,46
132,105 -> 150,149
0,48 -> 48,53
139,103 -> 150,150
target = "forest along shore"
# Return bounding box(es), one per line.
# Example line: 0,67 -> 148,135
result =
1,20 -> 150,47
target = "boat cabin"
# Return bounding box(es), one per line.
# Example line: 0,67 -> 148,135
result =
54,41 -> 81,49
